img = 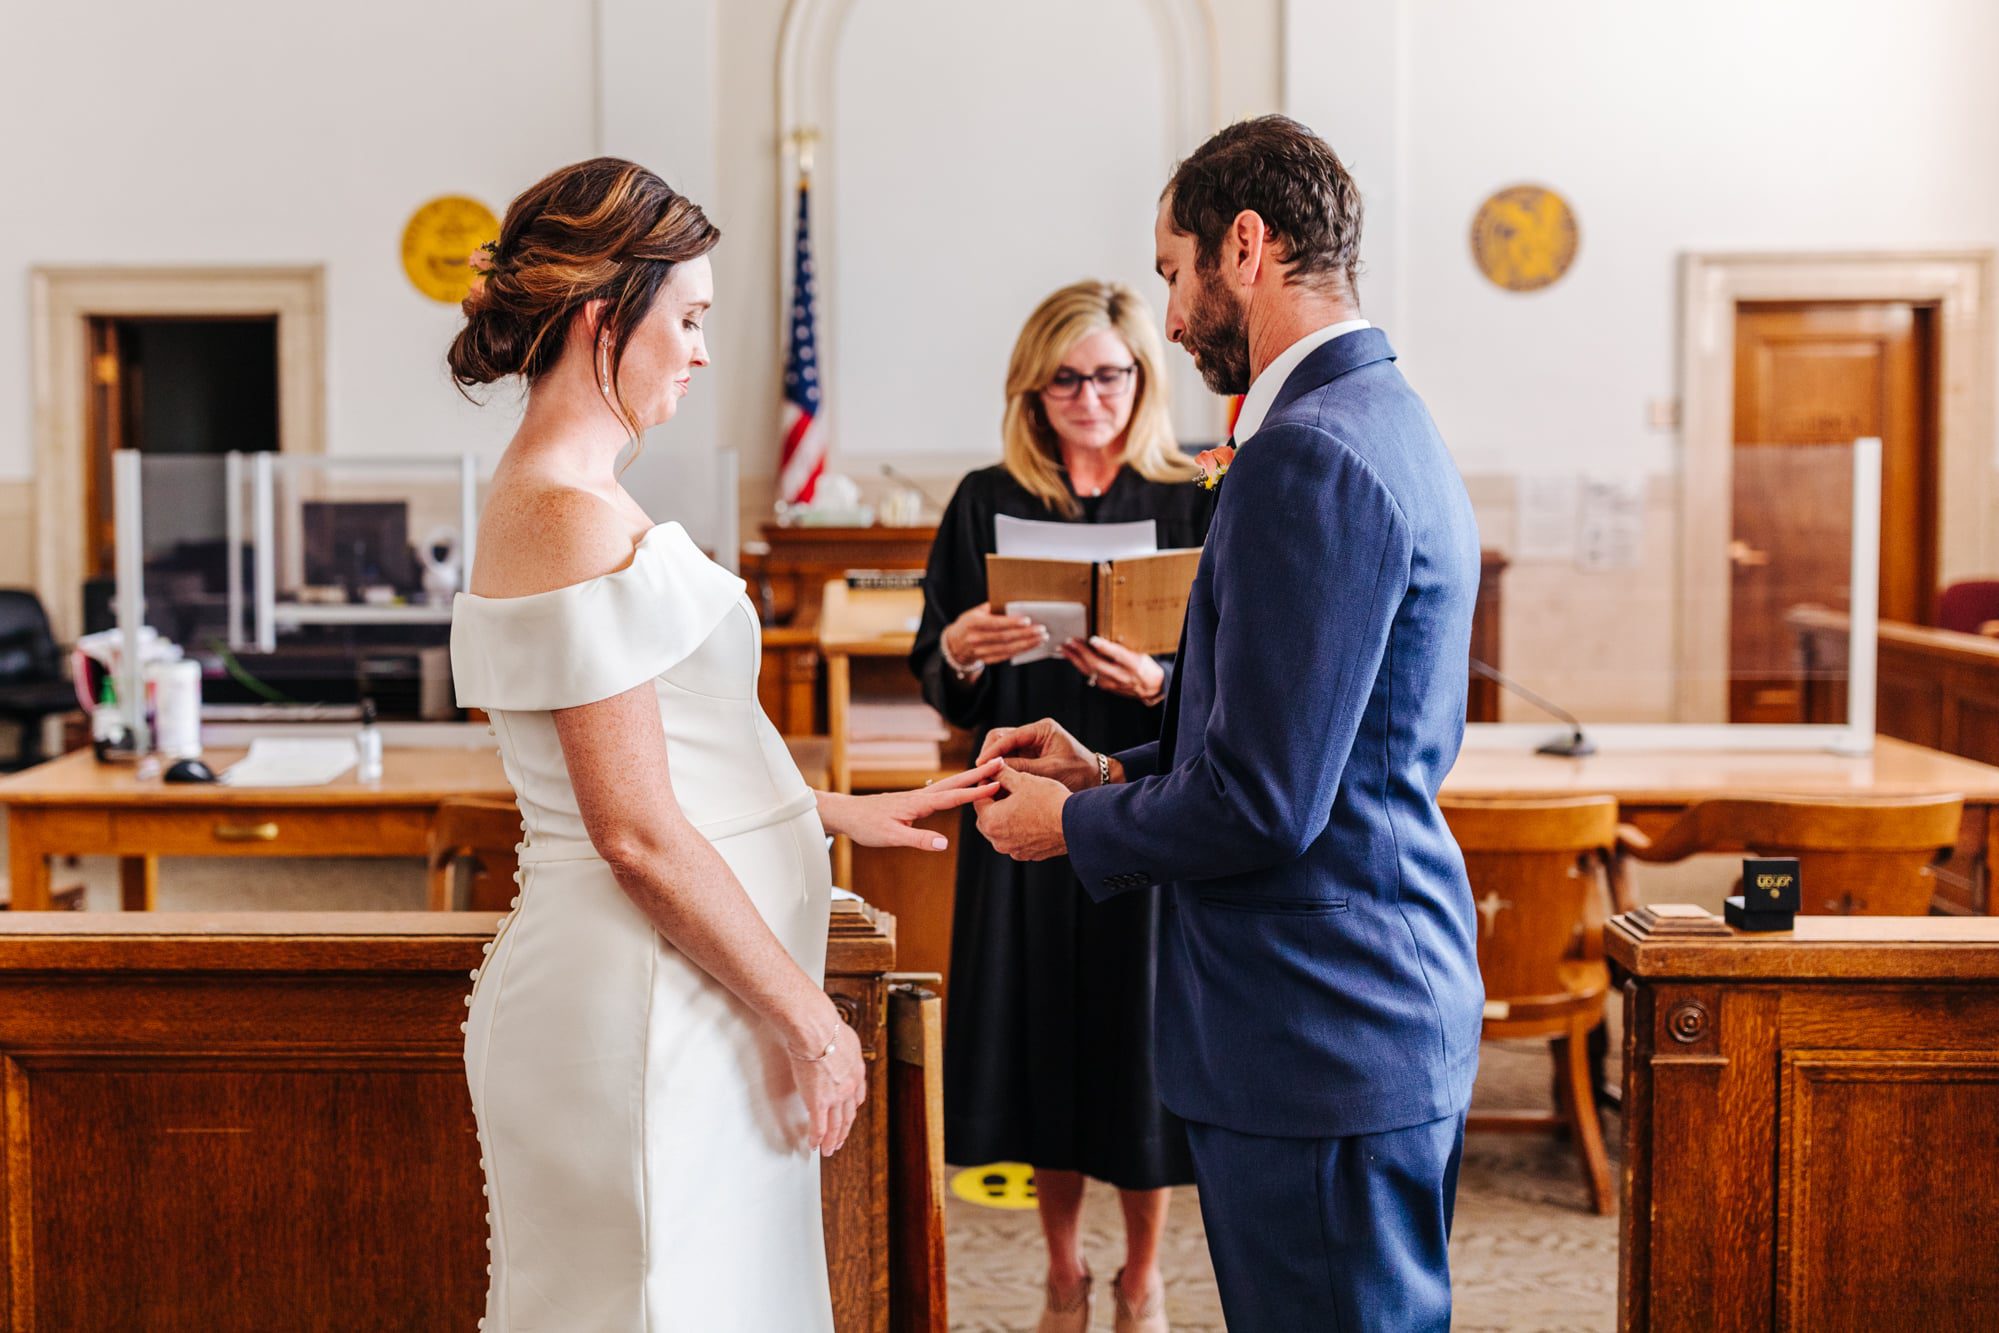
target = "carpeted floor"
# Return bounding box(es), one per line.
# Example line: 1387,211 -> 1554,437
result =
8,840 -> 1739,1331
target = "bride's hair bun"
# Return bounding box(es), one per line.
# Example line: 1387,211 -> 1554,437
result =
448,158 -> 720,410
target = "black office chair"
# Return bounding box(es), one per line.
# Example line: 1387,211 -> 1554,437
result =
0,591 -> 79,771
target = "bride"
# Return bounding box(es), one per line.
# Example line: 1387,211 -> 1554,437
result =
446,158 -> 998,1331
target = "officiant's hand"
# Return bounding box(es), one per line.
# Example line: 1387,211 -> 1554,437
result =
815,760 -> 1003,850
944,603 -> 1049,667
979,717 -> 1115,792
1060,635 -> 1166,704
973,765 -> 1070,861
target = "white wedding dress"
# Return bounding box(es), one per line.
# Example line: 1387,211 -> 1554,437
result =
450,521 -> 835,1332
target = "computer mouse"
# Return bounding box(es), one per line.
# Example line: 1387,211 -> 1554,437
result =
164,757 -> 219,784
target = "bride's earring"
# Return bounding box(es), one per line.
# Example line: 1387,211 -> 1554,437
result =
597,331 -> 612,394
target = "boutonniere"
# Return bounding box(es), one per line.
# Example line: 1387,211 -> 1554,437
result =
1194,443 -> 1235,490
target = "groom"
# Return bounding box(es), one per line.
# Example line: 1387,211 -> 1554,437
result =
975,116 -> 1484,1330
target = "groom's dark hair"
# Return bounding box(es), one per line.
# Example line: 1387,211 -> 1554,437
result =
1164,115 -> 1363,299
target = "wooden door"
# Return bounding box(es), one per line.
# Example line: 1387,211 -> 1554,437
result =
1730,303 -> 1937,723
83,318 -> 125,579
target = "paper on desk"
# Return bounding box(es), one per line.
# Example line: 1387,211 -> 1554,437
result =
220,738 -> 358,788
1007,600 -> 1088,665
994,514 -> 1157,561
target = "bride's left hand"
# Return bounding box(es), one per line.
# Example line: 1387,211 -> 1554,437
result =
819,758 -> 1005,850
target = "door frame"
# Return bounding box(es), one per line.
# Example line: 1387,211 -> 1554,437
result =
1677,251 -> 1995,723
29,267 -> 325,644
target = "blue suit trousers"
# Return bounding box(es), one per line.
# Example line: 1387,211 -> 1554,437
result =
1186,1111 -> 1466,1331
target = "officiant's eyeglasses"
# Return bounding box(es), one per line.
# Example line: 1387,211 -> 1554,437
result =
1043,364 -> 1137,401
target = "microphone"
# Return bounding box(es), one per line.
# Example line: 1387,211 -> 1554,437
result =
878,464 -> 948,514
1469,658 -> 1597,757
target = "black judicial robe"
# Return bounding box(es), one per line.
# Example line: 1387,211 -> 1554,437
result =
911,463 -> 1213,1189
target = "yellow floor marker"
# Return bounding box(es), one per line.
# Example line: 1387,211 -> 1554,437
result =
949,1161 -> 1039,1210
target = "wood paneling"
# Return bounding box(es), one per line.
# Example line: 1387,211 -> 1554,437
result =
1468,549 -> 1508,723
0,905 -> 903,1332
1777,1052 -> 1999,1326
1793,612 -> 1999,766
1793,611 -> 1999,913
1610,909 -> 1999,1331
887,988 -> 947,1333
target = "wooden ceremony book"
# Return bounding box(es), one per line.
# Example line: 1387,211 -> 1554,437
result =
986,549 -> 1201,656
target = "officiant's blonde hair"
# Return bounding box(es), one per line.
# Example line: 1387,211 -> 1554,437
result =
1002,281 -> 1196,517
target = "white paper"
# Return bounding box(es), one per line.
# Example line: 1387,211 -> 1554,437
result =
220,738 -> 358,788
1515,475 -> 1579,562
1004,600 -> 1088,665
1576,477 -> 1644,573
994,514 -> 1157,561
846,702 -> 950,742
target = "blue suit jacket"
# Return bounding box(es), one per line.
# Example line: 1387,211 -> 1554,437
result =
1063,328 -> 1484,1139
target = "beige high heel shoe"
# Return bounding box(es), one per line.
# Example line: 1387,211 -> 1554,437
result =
1035,1269 -> 1093,1333
1113,1267 -> 1168,1333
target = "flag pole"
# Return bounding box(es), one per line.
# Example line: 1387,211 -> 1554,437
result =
777,127 -> 827,511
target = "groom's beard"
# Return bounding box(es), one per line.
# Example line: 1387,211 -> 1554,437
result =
1180,270 -> 1252,396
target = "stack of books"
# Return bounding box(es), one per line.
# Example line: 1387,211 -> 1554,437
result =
846,700 -> 949,772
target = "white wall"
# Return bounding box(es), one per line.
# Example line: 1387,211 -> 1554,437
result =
826,0 -> 1197,468
10,0 -> 1997,720
0,0 -> 1280,562
1288,0 -> 1999,720
0,0 -> 600,483
713,0 -> 1283,521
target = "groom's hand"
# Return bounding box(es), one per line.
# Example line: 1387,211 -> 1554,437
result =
978,718 -> 1106,793
973,765 -> 1070,861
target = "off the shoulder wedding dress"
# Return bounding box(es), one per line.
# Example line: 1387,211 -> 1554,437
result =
451,521 -> 835,1331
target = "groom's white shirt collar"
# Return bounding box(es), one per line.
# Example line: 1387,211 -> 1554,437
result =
1230,318 -> 1371,443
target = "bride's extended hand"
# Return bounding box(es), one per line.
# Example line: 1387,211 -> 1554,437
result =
788,1020 -> 866,1157
815,759 -> 1005,850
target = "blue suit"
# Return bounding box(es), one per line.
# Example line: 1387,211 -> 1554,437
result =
1063,328 -> 1483,1329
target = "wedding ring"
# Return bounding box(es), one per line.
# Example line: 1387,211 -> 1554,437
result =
1087,674 -> 1099,688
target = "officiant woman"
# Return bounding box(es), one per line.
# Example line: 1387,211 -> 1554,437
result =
910,280 -> 1212,1330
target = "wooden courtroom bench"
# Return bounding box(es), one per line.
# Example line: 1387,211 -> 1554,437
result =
1792,607 -> 1999,767
0,903 -> 932,1332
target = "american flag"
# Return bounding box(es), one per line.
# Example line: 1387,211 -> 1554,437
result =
778,175 -> 826,505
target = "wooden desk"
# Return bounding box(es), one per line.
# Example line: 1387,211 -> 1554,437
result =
1609,907 -> 1999,1330
1446,737 -> 1999,913
0,901 -> 912,1332
816,582 -> 965,989
749,523 -> 937,627
0,749 -> 513,912
0,739 -> 835,915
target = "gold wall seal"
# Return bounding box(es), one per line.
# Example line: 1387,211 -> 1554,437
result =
1470,185 -> 1579,293
401,196 -> 500,304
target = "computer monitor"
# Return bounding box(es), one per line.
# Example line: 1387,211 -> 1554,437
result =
302,501 -> 414,596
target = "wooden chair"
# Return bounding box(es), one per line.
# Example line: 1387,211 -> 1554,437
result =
1444,795 -> 1619,1215
1618,794 -> 1965,915
424,799 -> 524,911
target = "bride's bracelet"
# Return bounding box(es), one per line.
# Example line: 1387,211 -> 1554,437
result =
789,1034 -> 840,1063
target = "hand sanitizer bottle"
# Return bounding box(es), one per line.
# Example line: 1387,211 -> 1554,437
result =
356,699 -> 384,783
